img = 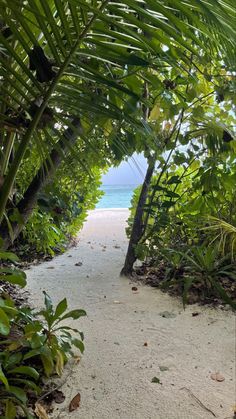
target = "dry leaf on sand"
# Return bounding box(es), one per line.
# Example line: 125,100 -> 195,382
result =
69,392 -> 81,412
210,372 -> 225,382
53,390 -> 65,404
75,262 -> 83,266
74,355 -> 81,364
35,402 -> 49,419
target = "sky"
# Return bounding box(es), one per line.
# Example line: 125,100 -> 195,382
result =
101,153 -> 147,185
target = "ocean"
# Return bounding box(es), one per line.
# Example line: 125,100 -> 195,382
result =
96,184 -> 138,209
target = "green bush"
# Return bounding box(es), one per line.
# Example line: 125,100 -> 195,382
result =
128,149 -> 236,307
22,210 -> 66,255
0,251 -> 86,418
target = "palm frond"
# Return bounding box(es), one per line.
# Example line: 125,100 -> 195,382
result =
0,0 -> 235,221
204,216 -> 236,260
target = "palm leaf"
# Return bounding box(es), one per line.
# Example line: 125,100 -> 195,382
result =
0,0 -> 235,222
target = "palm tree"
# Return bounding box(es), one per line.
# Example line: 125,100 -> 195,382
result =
0,0 -> 235,246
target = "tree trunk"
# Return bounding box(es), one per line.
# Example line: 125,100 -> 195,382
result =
0,118 -> 82,249
120,156 -> 155,276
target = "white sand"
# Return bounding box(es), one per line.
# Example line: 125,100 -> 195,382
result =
27,209 -> 235,419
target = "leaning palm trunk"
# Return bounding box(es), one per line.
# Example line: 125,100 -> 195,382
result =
0,118 -> 82,249
121,155 -> 155,276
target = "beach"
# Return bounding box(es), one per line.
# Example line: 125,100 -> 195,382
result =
27,209 -> 235,419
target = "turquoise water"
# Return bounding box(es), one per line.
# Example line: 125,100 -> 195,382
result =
96,185 -> 138,209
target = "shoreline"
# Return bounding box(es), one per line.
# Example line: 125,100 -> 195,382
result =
93,207 -> 129,211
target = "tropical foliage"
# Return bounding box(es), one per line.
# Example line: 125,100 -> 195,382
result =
0,1 -> 236,416
0,0 -> 235,251
0,250 -> 85,417
126,84 -> 236,305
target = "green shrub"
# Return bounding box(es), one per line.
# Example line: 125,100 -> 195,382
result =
0,251 -> 86,418
22,210 -> 66,255
160,246 -> 236,308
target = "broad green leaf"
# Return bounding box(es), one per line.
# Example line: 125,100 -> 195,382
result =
72,339 -> 85,354
166,191 -> 180,199
0,268 -> 27,287
4,353 -> 23,369
8,366 -> 39,381
41,354 -> 54,377
0,364 -> 9,389
0,308 -> 10,336
9,378 -> 40,394
55,350 -> 64,376
0,252 -> 19,262
43,291 -> 53,313
54,298 -> 68,320
8,386 -> 27,404
161,201 -> 175,209
166,176 -> 181,185
23,349 -> 42,361
40,346 -> 54,377
59,309 -> 86,322
5,400 -> 16,419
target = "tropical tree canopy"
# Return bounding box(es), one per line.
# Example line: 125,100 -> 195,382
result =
0,2 -> 236,416
0,0 -> 235,247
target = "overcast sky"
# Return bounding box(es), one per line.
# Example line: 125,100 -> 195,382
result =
102,153 -> 147,185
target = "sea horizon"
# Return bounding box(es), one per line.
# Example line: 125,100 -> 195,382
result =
96,184 -> 139,209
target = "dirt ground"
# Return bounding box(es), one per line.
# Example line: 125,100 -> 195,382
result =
27,209 -> 236,419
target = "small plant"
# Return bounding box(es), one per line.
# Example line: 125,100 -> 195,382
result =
23,292 -> 86,377
164,246 -> 236,308
0,251 -> 86,418
22,211 -> 65,256
0,353 -> 40,419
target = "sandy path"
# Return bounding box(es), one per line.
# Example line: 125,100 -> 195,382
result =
27,209 -> 235,419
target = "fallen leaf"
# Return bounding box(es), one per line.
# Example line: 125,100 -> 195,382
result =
46,266 -> 55,269
159,311 -> 176,319
35,402 -> 49,419
53,390 -> 65,404
143,342 -> 148,347
210,372 -> 225,382
159,366 -> 169,372
151,377 -> 162,384
69,393 -> 81,412
132,286 -> 138,291
74,355 -> 81,364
